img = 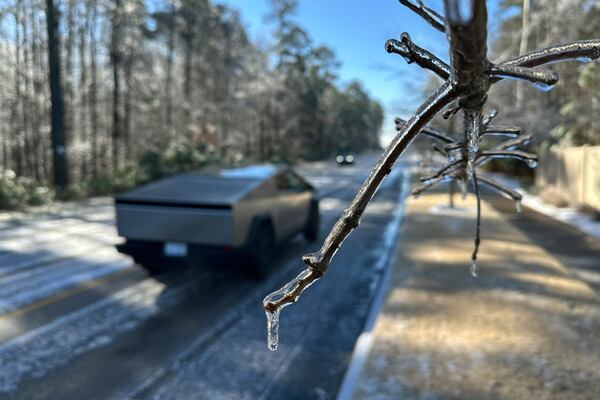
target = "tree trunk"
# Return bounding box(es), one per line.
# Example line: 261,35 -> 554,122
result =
45,0 -> 69,189
89,0 -> 99,177
110,0 -> 123,171
516,0 -> 531,108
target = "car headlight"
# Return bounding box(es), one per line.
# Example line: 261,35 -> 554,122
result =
345,155 -> 354,163
336,155 -> 344,163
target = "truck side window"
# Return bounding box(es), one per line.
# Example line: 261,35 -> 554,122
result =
275,173 -> 291,191
275,172 -> 306,192
286,172 -> 306,191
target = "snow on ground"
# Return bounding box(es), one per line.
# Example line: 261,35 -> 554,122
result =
492,174 -> 600,240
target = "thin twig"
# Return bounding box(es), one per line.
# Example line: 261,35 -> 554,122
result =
489,64 -> 559,88
395,117 -> 455,143
385,35 -> 450,79
480,149 -> 537,163
443,103 -> 461,119
483,126 -> 521,137
420,158 -> 464,182
477,174 -> 523,202
470,171 -> 481,276
398,0 -> 445,32
500,39 -> 600,68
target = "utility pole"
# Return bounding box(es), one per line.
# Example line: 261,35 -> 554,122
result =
45,0 -> 69,190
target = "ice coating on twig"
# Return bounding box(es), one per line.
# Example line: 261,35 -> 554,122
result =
263,268 -> 321,350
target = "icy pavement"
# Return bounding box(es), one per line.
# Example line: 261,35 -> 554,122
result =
0,154 -> 414,399
0,278 -> 177,394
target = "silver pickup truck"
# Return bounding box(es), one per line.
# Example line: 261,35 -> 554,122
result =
115,165 -> 319,277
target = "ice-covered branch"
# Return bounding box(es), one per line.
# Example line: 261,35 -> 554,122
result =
495,134 -> 532,150
385,34 -> 450,79
489,64 -> 559,90
263,81 -> 457,315
395,117 -> 455,143
482,126 -> 521,137
480,149 -> 538,166
477,175 -> 523,202
470,172 -> 481,277
500,39 -> 600,68
398,0 -> 445,32
420,158 -> 464,182
443,103 -> 461,119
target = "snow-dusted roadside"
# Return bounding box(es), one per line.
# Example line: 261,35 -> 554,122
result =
491,174 -> 600,240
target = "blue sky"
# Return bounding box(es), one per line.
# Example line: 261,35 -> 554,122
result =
219,1 -> 502,145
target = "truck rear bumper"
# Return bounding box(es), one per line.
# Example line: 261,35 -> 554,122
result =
116,240 -> 245,268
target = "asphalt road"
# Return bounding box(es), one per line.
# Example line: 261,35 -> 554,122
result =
0,154 -> 410,400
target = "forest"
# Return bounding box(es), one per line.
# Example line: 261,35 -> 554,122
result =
490,0 -> 600,148
0,0 -> 383,207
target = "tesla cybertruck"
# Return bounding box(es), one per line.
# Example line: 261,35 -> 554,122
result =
114,165 -> 319,277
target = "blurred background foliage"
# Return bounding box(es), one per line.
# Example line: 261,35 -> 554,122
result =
0,0 -> 383,208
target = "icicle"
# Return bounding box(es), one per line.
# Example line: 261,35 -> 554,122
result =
265,309 -> 280,351
533,82 -> 555,92
526,159 -> 538,168
515,199 -> 522,213
470,260 -> 478,277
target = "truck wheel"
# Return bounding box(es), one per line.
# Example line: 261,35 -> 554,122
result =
247,222 -> 275,279
304,200 -> 320,242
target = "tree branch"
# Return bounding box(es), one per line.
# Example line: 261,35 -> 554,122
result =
385,34 -> 450,79
483,126 -> 521,137
442,103 -> 461,119
264,81 -> 457,313
395,117 -> 455,143
470,171 -> 481,277
499,39 -> 600,68
398,0 -> 445,32
480,149 -> 537,164
477,174 -> 523,202
420,158 -> 464,182
489,64 -> 559,89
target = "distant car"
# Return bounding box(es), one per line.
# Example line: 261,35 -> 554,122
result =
114,165 -> 319,278
336,154 -> 355,166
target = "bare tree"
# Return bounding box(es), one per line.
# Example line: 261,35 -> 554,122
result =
263,0 -> 600,350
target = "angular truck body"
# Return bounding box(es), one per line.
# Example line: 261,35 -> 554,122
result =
114,165 -> 319,277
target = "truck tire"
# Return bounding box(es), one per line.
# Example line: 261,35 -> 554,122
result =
246,220 -> 276,279
303,200 -> 320,242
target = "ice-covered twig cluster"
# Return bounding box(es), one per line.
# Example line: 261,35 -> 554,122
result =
396,111 -> 535,276
263,0 -> 600,350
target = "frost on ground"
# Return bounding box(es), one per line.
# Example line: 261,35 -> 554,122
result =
492,174 -> 600,240
0,278 -> 176,394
